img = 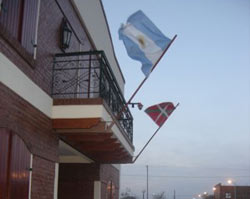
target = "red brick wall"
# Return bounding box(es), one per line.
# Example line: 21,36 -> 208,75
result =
31,156 -> 56,199
100,164 -> 120,199
214,184 -> 250,199
220,186 -> 250,199
0,1 -> 119,199
0,82 -> 58,162
0,0 -> 93,96
0,0 -> 94,161
0,83 -> 58,199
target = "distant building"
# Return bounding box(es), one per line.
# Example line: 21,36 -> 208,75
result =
214,183 -> 250,199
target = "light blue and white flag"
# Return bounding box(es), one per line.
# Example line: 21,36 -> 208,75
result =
119,10 -> 171,76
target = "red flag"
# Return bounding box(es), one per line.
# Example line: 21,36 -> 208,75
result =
145,102 -> 175,126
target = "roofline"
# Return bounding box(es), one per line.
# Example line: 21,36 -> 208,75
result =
70,0 -> 126,84
70,1 -> 97,49
99,0 -> 126,83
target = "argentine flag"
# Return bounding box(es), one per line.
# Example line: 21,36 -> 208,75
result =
119,10 -> 171,77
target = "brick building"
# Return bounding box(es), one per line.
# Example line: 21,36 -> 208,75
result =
214,183 -> 250,199
0,0 -> 134,199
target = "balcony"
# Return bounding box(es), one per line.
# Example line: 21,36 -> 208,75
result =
51,51 -> 134,163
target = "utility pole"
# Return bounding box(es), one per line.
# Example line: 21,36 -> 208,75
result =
142,190 -> 146,199
146,165 -> 149,199
173,190 -> 176,199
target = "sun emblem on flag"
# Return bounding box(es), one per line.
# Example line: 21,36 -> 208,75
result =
137,35 -> 146,48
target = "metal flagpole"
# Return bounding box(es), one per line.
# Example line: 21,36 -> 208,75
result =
133,125 -> 162,163
127,34 -> 177,104
132,103 -> 179,163
108,35 -> 177,130
146,165 -> 149,199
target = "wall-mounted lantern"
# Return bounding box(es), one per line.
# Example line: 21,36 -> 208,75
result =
128,102 -> 143,110
61,18 -> 72,51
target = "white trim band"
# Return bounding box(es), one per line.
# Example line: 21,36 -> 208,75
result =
28,154 -> 33,199
94,181 -> 101,199
54,163 -> 59,199
0,53 -> 52,117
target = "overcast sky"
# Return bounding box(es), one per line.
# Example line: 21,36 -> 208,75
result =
102,0 -> 250,198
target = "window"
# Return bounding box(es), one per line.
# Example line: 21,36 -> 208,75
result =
106,181 -> 115,199
0,0 -> 39,55
225,192 -> 231,198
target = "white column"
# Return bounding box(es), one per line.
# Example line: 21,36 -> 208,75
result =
28,154 -> 33,199
54,163 -> 59,199
33,0 -> 41,59
94,181 -> 101,199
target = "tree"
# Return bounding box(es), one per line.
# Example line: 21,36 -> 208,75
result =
120,192 -> 137,199
153,192 -> 166,199
120,188 -> 138,199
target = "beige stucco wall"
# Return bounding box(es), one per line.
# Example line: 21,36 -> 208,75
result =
72,0 -> 125,93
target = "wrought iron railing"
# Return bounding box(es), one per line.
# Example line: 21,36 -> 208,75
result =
52,51 -> 133,142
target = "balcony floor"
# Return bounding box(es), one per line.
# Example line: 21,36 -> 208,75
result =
52,98 -> 134,164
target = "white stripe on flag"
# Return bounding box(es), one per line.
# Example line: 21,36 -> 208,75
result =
122,23 -> 164,65
155,104 -> 169,124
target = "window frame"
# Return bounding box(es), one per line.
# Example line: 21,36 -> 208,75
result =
0,0 -> 40,66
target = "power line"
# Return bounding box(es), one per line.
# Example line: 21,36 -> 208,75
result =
124,164 -> 250,171
121,174 -> 250,179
